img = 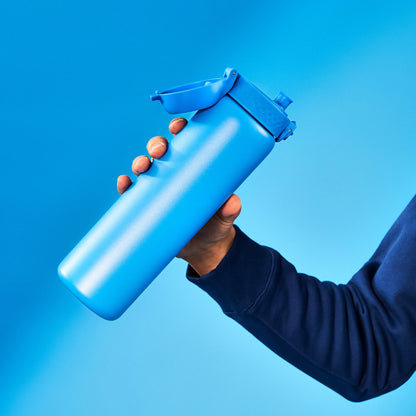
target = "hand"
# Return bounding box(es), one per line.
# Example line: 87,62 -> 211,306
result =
116,117 -> 242,276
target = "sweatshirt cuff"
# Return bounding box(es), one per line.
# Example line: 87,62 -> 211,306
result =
186,224 -> 274,314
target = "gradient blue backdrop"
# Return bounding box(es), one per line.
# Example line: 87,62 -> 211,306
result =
1,0 -> 415,414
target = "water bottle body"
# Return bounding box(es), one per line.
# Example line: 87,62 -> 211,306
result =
58,96 -> 276,320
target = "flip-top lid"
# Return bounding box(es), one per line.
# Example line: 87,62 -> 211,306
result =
151,67 -> 296,142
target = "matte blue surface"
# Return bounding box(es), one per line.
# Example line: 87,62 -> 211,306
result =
1,0 -> 415,415
59,93 -> 279,320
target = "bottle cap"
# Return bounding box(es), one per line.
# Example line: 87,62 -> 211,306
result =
151,67 -> 296,141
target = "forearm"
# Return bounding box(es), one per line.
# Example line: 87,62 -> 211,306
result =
186,196 -> 416,401
187,225 -> 366,399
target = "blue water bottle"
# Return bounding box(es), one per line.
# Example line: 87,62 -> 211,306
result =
58,67 -> 296,320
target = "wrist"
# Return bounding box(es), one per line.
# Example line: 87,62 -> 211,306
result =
186,226 -> 236,277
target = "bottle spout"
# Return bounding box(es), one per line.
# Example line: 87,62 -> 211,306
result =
274,92 -> 293,110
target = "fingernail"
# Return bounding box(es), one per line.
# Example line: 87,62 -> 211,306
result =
150,142 -> 165,152
171,118 -> 187,131
133,156 -> 148,173
172,117 -> 186,125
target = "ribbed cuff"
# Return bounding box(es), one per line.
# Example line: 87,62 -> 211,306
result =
186,224 -> 274,314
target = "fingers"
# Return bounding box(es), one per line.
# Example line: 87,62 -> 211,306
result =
117,175 -> 133,194
132,155 -> 152,175
118,118 -> 188,195
169,117 -> 187,136
138,118 -> 188,166
146,136 -> 169,159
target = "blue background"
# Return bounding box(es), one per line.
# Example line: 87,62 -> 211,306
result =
1,0 -> 415,414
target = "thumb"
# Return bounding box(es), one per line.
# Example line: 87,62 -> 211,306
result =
217,193 -> 242,224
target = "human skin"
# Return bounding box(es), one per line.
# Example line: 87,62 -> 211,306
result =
116,117 -> 242,276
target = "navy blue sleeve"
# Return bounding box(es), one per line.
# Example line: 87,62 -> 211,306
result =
186,195 -> 416,402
